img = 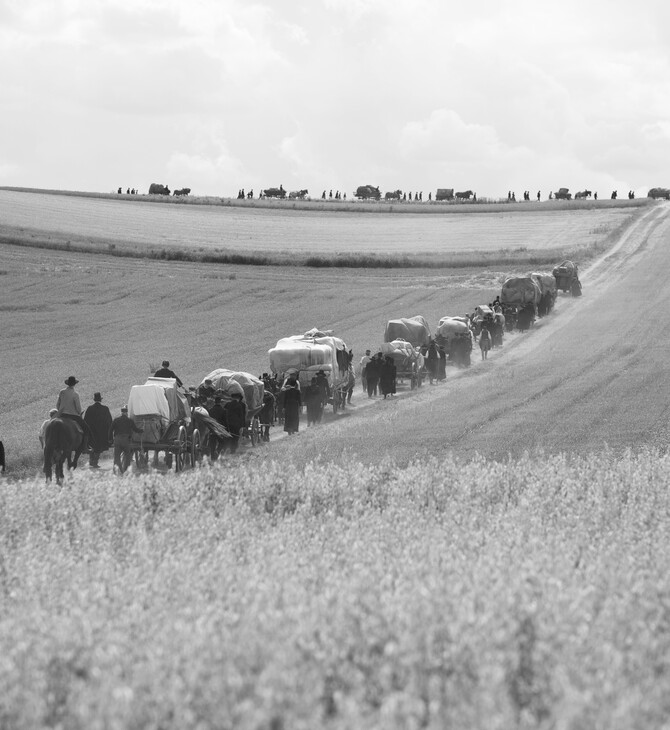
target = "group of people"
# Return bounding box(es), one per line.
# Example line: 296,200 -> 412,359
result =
359,351 -> 400,397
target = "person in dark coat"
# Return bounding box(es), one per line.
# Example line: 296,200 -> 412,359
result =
365,355 -> 379,397
281,376 -> 302,434
379,356 -> 397,398
304,377 -> 323,426
315,370 -> 331,404
109,406 -> 143,475
207,395 -> 227,458
259,389 -> 276,441
223,392 -> 247,454
437,346 -> 447,382
426,340 -> 439,384
153,360 -> 183,387
83,392 -> 113,467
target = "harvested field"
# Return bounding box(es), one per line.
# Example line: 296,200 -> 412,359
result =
0,189 -> 647,267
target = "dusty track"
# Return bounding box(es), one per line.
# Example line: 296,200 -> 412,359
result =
268,203 -> 670,463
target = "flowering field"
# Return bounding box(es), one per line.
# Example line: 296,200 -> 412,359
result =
1,450 -> 669,729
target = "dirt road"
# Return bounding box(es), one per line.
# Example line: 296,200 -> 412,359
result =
269,202 -> 670,464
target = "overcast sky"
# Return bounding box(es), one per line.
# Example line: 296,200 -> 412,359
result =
2,0 -> 670,199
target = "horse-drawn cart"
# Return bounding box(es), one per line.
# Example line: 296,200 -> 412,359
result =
269,328 -> 352,414
199,369 -> 267,447
128,377 -> 207,472
380,339 -> 425,389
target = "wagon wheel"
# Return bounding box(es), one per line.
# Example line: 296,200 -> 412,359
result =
250,417 -> 261,447
174,426 -> 187,473
190,428 -> 203,466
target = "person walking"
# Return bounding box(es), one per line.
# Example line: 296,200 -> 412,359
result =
207,395 -> 227,458
437,346 -> 447,382
281,375 -> 302,434
379,356 -> 397,399
304,376 -> 323,426
346,365 -> 355,404
109,405 -> 143,475
39,408 -> 59,449
426,341 -> 439,384
84,392 -> 113,467
359,350 -> 372,392
479,328 -> 492,360
223,392 -> 247,453
366,353 -> 380,397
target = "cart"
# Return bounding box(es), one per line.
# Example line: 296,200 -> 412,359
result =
552,260 -> 581,296
128,377 -> 204,472
199,369 -> 267,447
380,339 -> 425,389
269,328 -> 352,415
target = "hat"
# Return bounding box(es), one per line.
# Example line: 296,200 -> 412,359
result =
121,405 -> 128,412
64,376 -> 78,386
49,408 -> 58,417
162,360 -> 170,367
93,392 -> 102,401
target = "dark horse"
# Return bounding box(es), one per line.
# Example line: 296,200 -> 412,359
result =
43,418 -> 84,483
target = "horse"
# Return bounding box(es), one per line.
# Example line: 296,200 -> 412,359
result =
455,190 -> 473,200
289,189 -> 308,199
385,190 -> 402,200
575,190 -> 592,199
43,418 -> 84,483
173,187 -> 191,197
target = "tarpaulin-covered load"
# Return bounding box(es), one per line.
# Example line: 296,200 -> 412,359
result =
530,272 -> 557,297
500,277 -> 542,307
384,316 -> 432,347
436,317 -> 470,346
380,339 -> 424,372
552,260 -> 578,279
268,328 -> 350,389
127,377 -> 191,444
200,369 -> 265,414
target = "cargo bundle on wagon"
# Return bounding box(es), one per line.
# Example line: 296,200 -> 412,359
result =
198,369 -> 268,446
500,277 -> 542,332
127,377 -> 217,471
552,260 -> 582,297
379,339 -> 425,389
268,328 -> 353,413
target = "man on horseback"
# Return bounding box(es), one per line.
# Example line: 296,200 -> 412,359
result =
56,376 -> 92,452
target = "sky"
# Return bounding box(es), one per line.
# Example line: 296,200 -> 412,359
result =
2,0 -> 670,199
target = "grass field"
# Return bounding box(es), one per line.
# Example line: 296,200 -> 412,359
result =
1,450 -> 669,728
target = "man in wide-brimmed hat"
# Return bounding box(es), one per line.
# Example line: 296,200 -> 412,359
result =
84,392 -> 113,468
56,376 -> 92,451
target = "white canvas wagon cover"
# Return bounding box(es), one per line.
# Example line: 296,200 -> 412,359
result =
269,328 -> 349,388
200,369 -> 265,413
127,377 -> 190,425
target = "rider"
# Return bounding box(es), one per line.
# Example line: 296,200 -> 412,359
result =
56,376 -> 92,451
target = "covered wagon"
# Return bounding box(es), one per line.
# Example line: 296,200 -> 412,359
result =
384,316 -> 432,347
530,272 -> 558,315
552,260 -> 581,296
500,277 -> 542,308
268,328 -> 352,412
435,188 -> 454,201
379,339 -> 425,389
199,369 -> 266,446
127,377 -> 202,471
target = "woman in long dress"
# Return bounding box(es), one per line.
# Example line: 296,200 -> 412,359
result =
281,376 -> 302,434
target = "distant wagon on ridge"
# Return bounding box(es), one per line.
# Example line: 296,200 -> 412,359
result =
435,188 -> 454,201
355,185 -> 381,200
